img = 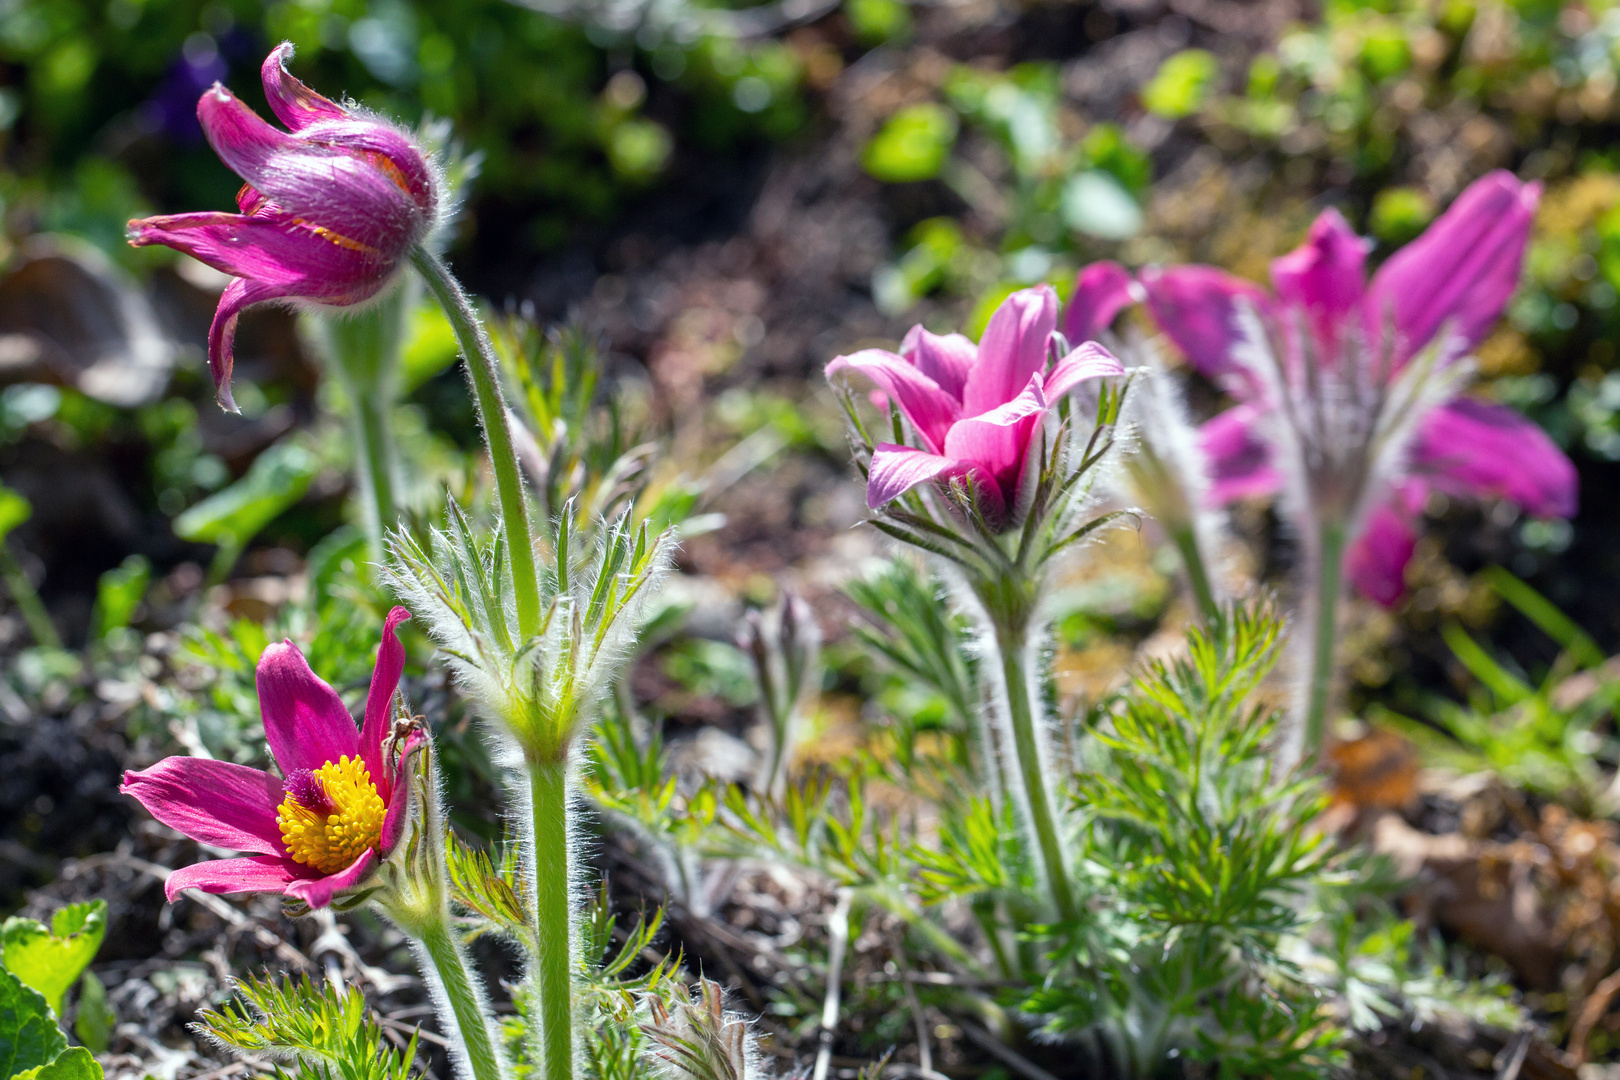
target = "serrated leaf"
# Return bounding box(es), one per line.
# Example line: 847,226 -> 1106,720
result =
0,967 -> 67,1080
15,1047 -> 101,1080
2,902 -> 107,1018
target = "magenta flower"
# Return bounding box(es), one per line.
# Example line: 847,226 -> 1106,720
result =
121,608 -> 421,910
128,43 -> 438,411
1110,170 -> 1577,605
827,285 -> 1123,527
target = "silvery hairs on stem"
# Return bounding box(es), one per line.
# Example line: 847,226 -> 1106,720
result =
383,497 -> 677,766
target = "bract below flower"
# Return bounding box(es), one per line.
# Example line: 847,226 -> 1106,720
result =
827,285 -> 1123,527
121,607 -> 421,909
128,43 -> 439,411
1108,170 -> 1577,605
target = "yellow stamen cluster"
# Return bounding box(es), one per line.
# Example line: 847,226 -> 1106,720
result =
276,756 -> 386,874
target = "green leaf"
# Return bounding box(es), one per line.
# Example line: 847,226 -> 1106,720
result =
0,486 -> 30,543
0,967 -> 66,1080
1061,169 -> 1143,240
1,902 -> 107,1018
92,555 -> 149,640
1141,49 -> 1219,119
172,439 -> 319,547
15,1047 -> 101,1080
71,974 -> 110,1055
861,104 -> 958,183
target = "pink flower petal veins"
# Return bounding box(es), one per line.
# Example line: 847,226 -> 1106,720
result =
865,443 -> 965,509
285,850 -> 378,909
121,758 -> 289,856
256,639 -> 362,778
944,373 -> 1049,508
1045,341 -> 1125,401
361,606 -> 412,801
826,349 -> 961,454
963,285 -> 1058,416
164,855 -> 312,903
900,326 -> 974,403
260,42 -> 347,132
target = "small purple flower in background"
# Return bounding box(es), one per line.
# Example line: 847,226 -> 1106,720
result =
128,43 -> 440,411
1123,170 -> 1576,606
121,608 -> 420,910
827,285 -> 1123,529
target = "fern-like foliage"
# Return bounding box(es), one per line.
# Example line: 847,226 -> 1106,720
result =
195,975 -> 419,1080
641,979 -> 759,1080
445,833 -> 530,947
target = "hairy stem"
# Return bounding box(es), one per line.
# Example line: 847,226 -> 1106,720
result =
1169,523 -> 1219,625
1301,518 -> 1347,759
994,619 -> 1078,925
411,246 -> 541,639
415,915 -> 508,1080
349,384 -> 399,556
527,759 -> 574,1080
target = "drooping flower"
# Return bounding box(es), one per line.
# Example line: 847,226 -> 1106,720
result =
128,43 -> 439,411
1119,170 -> 1576,605
121,608 -> 421,909
827,285 -> 1123,528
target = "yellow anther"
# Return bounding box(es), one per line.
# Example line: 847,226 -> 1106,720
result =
276,756 -> 386,874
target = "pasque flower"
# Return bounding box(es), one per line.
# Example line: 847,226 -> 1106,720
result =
128,43 -> 439,411
121,608 -> 420,909
1114,170 -> 1577,605
827,285 -> 1123,528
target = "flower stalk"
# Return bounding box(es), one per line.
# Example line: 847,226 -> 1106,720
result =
1300,518 -> 1346,759
410,245 -> 542,639
525,759 -> 576,1080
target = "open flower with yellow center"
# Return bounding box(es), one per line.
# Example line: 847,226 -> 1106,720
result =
121,608 -> 421,909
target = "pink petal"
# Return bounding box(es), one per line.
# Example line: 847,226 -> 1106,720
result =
165,855 -> 311,903
1270,208 -> 1368,358
206,278 -> 295,413
1063,261 -> 1135,343
944,373 -> 1049,508
1363,171 -> 1540,365
1198,403 -> 1282,504
1412,399 -> 1578,518
380,730 -> 427,856
261,42 -> 347,132
121,758 -> 288,856
256,639 -> 361,778
865,443 -> 964,509
826,349 -> 961,453
1045,341 -> 1125,400
361,607 -> 411,801
1138,265 -> 1271,388
899,326 -> 974,403
963,285 -> 1058,417
1346,483 -> 1426,607
284,850 -> 378,909
196,85 -> 420,254
127,211 -> 390,295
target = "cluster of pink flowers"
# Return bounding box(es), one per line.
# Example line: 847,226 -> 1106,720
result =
831,170 -> 1577,608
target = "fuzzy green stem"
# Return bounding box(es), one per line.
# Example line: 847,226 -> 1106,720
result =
527,758 -> 574,1080
995,620 -> 1077,925
417,915 -> 507,1080
410,246 -> 542,639
349,386 -> 399,556
0,542 -> 58,649
1302,518 -> 1347,759
1169,524 -> 1219,625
